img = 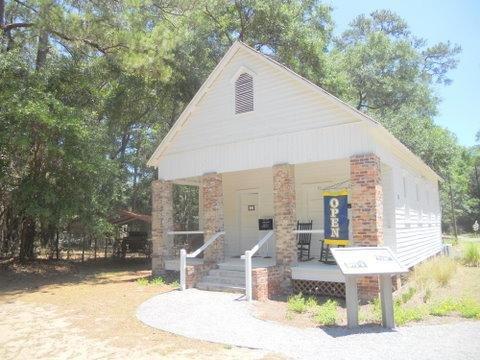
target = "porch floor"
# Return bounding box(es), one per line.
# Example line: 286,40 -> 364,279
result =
165,256 -> 344,282
292,259 -> 345,283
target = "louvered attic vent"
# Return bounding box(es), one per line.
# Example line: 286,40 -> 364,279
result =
235,73 -> 254,114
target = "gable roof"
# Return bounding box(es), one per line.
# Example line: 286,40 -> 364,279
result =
147,41 -> 440,181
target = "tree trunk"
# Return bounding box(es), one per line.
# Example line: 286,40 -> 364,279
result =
55,230 -> 59,260
94,237 -> 97,260
19,217 -> 35,261
81,236 -> 85,262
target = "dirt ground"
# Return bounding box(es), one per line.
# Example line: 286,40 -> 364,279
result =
0,259 -> 279,360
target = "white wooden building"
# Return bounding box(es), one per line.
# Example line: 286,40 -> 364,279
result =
147,41 -> 442,300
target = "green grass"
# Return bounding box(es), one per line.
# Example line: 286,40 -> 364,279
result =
136,277 -> 149,286
286,294 -> 339,325
430,298 -> 458,316
136,276 -> 168,286
430,297 -> 480,319
458,298 -> 480,319
463,243 -> 480,267
368,295 -> 427,326
313,299 -> 338,326
169,280 -> 180,288
394,304 -> 427,326
400,287 -> 417,304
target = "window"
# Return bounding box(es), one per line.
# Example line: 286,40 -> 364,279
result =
402,176 -> 407,198
235,73 -> 253,114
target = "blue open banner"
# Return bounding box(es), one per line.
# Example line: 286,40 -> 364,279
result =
323,189 -> 349,242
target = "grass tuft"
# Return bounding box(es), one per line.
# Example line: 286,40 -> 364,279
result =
287,293 -> 309,313
136,276 -> 167,286
414,256 -> 457,287
463,243 -> 480,267
136,277 -> 149,286
149,276 -> 165,286
400,287 -> 417,304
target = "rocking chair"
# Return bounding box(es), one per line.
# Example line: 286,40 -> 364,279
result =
296,220 -> 313,262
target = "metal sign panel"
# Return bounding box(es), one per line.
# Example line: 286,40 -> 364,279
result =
330,247 -> 408,276
258,218 -> 273,231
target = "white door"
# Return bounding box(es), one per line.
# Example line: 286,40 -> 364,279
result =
238,192 -> 259,254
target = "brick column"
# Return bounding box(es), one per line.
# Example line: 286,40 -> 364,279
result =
151,179 -> 173,275
202,173 -> 225,263
273,164 -> 297,291
350,153 -> 384,301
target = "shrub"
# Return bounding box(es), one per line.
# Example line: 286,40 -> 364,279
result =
287,293 -> 308,313
463,243 -> 480,267
314,299 -> 338,326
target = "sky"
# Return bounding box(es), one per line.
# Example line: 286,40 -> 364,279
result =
327,0 -> 480,147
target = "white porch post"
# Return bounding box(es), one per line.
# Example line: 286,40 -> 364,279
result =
179,249 -> 187,291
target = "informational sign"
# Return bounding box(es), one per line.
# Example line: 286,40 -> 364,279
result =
331,246 -> 408,329
323,189 -> 349,242
258,218 -> 273,231
330,247 -> 408,276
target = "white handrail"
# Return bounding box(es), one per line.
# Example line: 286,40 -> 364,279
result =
179,231 -> 225,291
188,231 -> 225,258
244,230 -> 274,301
168,230 -> 204,235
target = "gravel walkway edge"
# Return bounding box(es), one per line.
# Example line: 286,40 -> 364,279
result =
137,289 -> 480,360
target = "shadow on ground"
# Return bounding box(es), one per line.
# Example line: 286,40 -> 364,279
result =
0,258 -> 151,298
320,324 -> 396,338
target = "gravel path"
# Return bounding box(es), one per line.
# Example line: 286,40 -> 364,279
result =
137,289 -> 480,360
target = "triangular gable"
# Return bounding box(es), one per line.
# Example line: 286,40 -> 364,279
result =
147,41 -> 440,181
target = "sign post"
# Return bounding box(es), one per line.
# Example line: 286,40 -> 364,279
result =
330,247 -> 408,329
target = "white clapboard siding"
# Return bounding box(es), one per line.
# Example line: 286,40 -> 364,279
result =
157,46 -> 369,180
390,162 -> 442,268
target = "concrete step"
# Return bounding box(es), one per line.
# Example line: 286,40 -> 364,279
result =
196,282 -> 245,294
217,263 -> 246,272
202,275 -> 245,286
208,269 -> 245,278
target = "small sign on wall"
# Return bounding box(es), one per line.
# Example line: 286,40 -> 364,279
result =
258,218 -> 273,230
323,189 -> 349,242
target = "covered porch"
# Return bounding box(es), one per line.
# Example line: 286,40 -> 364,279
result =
152,153 -> 387,301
